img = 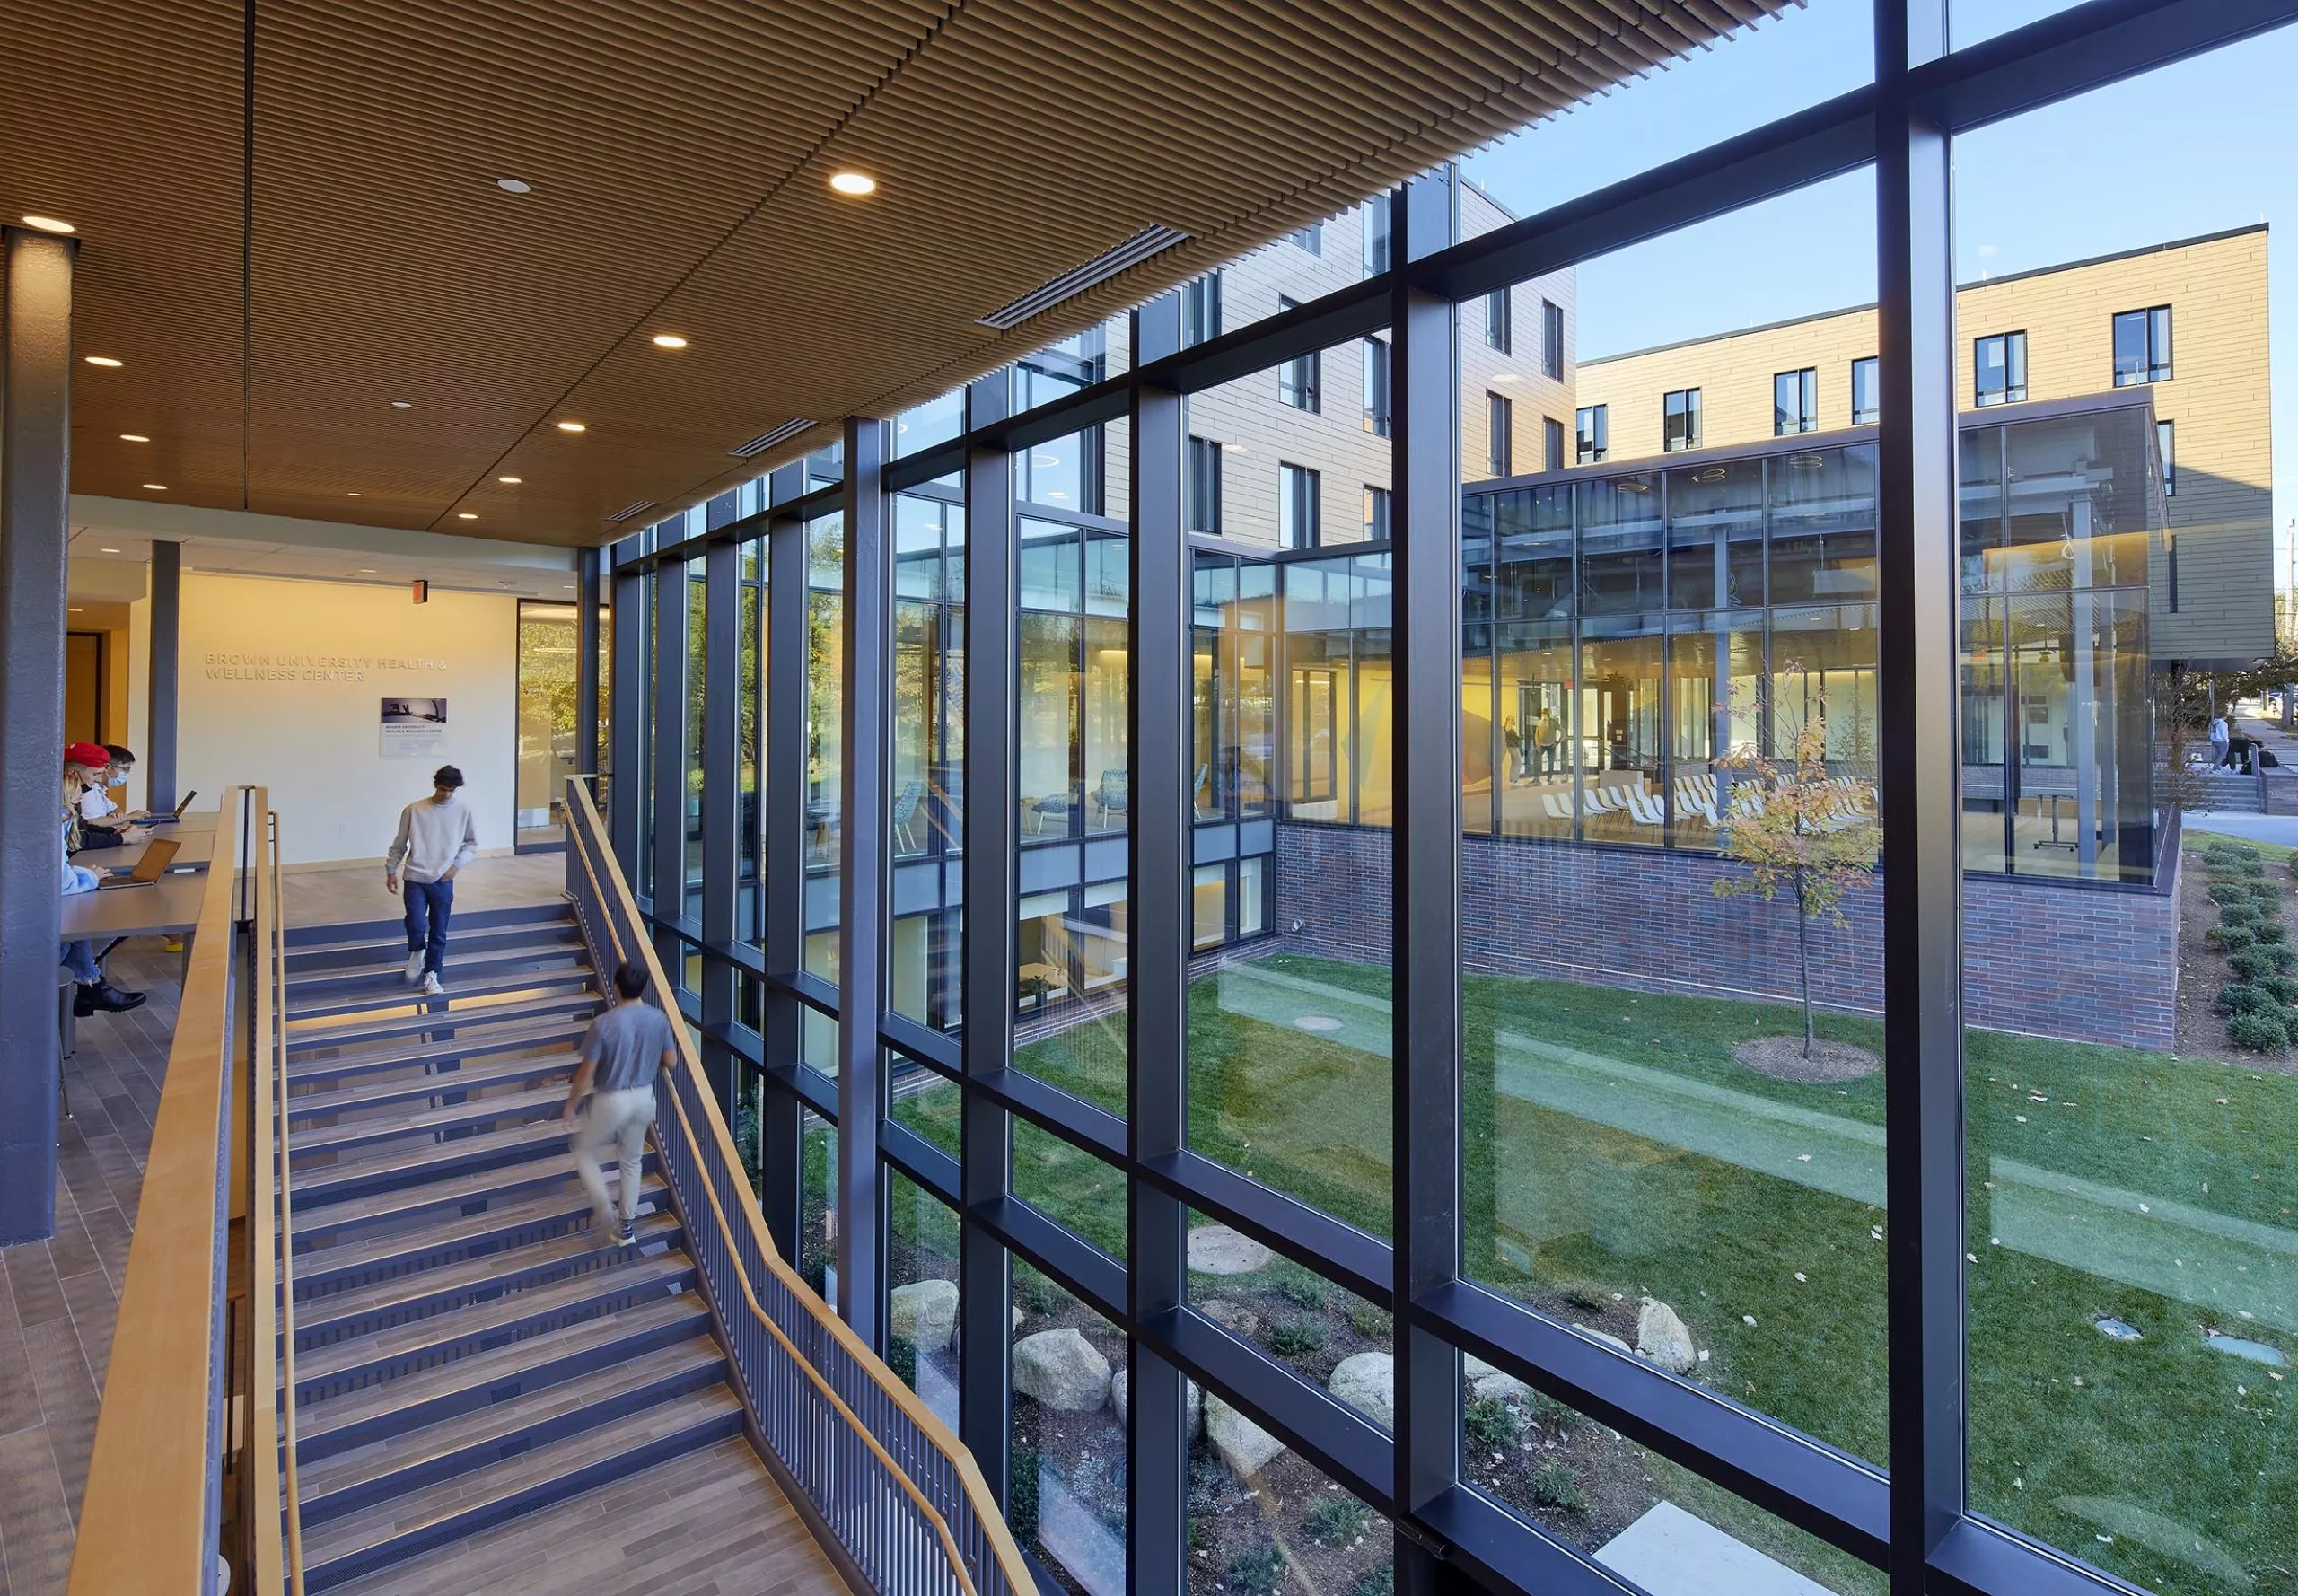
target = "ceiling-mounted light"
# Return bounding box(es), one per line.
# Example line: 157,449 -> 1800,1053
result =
557,420 -> 585,433
359,567 -> 377,574
498,475 -> 522,484
828,171 -> 877,197
457,512 -> 478,521
120,433 -> 149,443
141,483 -> 166,491
651,334 -> 688,349
496,177 -> 532,194
84,355 -> 123,368
348,491 -> 364,496
21,215 -> 74,234
100,547 -> 120,553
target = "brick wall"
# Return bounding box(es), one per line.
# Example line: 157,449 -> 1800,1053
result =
1273,822 -> 2180,1052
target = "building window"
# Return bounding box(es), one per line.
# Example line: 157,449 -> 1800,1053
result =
1278,464 -> 1320,549
1851,356 -> 1880,425
1277,299 -> 1320,412
1292,222 -> 1322,256
1974,330 -> 2028,407
1181,271 -> 1222,346
1487,393 -> 1513,478
1361,337 -> 1391,437
1574,404 -> 1607,465
2159,418 -> 2176,497
1543,416 -> 1565,472
1773,366 -> 1818,435
1662,387 -> 1701,452
1187,435 -> 1222,533
1363,484 -> 1391,540
1541,299 -> 1564,381
1485,288 -> 1512,354
1362,200 -> 1391,277
2114,304 -> 2173,385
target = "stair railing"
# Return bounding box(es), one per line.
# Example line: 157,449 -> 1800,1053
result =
70,787 -> 300,1595
562,776 -> 1031,1596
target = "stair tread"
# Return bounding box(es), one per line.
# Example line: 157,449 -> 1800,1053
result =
287,908 -> 573,960
292,1143 -> 649,1241
297,1249 -> 694,1385
294,1174 -> 663,1285
290,1050 -> 578,1122
291,1117 -> 576,1202
296,1212 -> 681,1337
289,934 -> 586,986
297,1337 -> 724,1501
302,1383 -> 741,1566
294,1291 -> 706,1443
288,994 -> 601,1055
291,1081 -> 572,1158
287,1022 -> 592,1087
289,969 -> 597,1025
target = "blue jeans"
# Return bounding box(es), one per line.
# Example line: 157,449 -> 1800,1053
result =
60,941 -> 100,984
404,877 -> 455,978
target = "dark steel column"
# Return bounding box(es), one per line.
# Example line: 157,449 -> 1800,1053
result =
0,226 -> 75,1244
1389,174 -> 1466,1589
576,544 -> 601,783
651,546 -> 689,965
1127,292 -> 1188,1596
959,373 -> 1017,1499
760,463 -> 810,1256
699,537 -> 739,1119
1877,3 -> 1965,1590
608,550 -> 645,881
836,416 -> 890,1345
145,539 -> 180,812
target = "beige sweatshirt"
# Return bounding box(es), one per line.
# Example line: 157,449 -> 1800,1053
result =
385,795 -> 479,883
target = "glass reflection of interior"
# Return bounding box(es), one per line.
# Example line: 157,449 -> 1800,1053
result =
513,601 -> 578,847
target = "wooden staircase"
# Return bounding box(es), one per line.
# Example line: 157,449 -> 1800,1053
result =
278,902 -> 762,1592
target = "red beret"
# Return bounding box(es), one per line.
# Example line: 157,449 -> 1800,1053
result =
65,741 -> 111,769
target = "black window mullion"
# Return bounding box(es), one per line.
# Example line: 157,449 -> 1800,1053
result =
698,535 -> 740,1120
759,462 -> 811,1257
607,556 -> 645,880
649,544 -> 689,967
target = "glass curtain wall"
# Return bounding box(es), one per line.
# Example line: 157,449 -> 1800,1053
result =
513,600 -> 578,848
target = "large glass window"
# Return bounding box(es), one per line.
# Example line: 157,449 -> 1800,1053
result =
1975,329 -> 2028,407
1486,393 -> 1513,478
1361,338 -> 1391,438
1574,404 -> 1607,464
1850,355 -> 1879,426
513,601 -> 578,848
1662,387 -> 1701,453
1009,1266 -> 1127,1593
1772,367 -> 1819,435
891,489 -> 965,1030
2113,303 -> 2174,385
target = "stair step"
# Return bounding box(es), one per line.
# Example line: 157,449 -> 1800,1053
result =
288,930 -> 588,991
292,1146 -> 657,1247
288,1050 -> 578,1126
300,1383 -> 742,1591
294,1290 -> 706,1456
286,1021 -> 591,1089
296,1337 -> 727,1525
293,1175 -> 665,1294
286,993 -> 601,1057
289,968 -> 596,1026
285,904 -> 574,962
294,1211 -> 682,1350
290,1118 -> 580,1209
290,1082 -> 571,1162
294,1249 -> 697,1399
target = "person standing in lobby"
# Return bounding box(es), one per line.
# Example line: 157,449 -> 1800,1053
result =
384,765 -> 479,995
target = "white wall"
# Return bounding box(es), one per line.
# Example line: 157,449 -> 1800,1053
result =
178,573 -> 521,866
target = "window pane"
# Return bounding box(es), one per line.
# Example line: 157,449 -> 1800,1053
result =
1185,1209 -> 1392,1428
891,489 -> 965,1030
1010,1266 -> 1127,1595
1187,1416 -> 1392,1596
1014,1119 -> 1126,1261
886,1166 -> 961,1430
799,1109 -> 837,1299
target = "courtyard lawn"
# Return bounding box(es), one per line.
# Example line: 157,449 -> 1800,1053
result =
885,955 -> 2298,1596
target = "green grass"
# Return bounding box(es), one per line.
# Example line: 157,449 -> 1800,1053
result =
930,952 -> 2298,1596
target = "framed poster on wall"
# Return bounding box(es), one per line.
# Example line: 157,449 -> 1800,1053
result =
380,697 -> 449,759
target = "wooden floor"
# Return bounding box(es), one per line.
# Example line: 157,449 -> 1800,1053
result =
0,947 -> 178,1595
283,852 -> 569,929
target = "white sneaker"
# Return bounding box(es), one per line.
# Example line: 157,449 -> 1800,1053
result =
422,971 -> 444,996
404,950 -> 425,985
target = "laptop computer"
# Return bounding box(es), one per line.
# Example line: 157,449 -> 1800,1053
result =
99,837 -> 180,889
142,789 -> 197,824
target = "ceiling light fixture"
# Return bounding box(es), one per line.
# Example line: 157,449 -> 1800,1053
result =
348,491 -> 363,496
141,483 -> 166,491
100,547 -> 120,553
84,355 -> 123,368
120,433 -> 149,443
828,171 -> 877,197
496,177 -> 531,194
21,215 -> 75,234
557,420 -> 585,433
359,567 -> 377,574
457,512 -> 478,521
390,399 -> 413,408
498,475 -> 522,484
651,334 -> 688,349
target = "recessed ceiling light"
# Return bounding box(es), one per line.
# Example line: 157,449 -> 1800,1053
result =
84,355 -> 122,368
21,215 -> 74,234
557,420 -> 585,433
68,607 -> 83,613
496,177 -> 531,194
390,399 -> 413,408
348,490 -> 363,496
100,547 -> 120,553
457,512 -> 478,520
497,475 -> 522,484
828,171 -> 877,197
141,483 -> 166,491
120,433 -> 149,443
358,567 -> 377,574
651,334 -> 688,349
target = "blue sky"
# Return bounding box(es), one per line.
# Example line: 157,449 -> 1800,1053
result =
1461,3 -> 2298,583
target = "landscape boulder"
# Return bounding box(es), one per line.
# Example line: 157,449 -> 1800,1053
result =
1205,1394 -> 1287,1477
1188,1225 -> 1274,1276
1635,1298 -> 1698,1374
1013,1328 -> 1112,1412
889,1278 -> 959,1352
1111,1367 -> 1204,1438
1328,1351 -> 1395,1430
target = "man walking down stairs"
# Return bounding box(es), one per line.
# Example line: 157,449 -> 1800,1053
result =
277,899 -> 842,1594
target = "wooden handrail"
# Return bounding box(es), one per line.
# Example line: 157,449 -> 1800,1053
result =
69,789 -> 254,1595
563,778 -> 1032,1596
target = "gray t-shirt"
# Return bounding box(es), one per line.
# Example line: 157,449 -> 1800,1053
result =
581,1000 -> 676,1095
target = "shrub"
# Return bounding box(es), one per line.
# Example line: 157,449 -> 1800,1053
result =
1530,1462 -> 1590,1515
2229,1012 -> 2291,1054
2257,921 -> 2291,946
2230,950 -> 2276,981
887,1336 -> 917,1388
2211,882 -> 2251,907
2222,983 -> 2274,1014
1346,1302 -> 1393,1340
2211,925 -> 2259,951
1465,1394 -> 1524,1450
2250,877 -> 2285,898
1305,1497 -> 1371,1548
1008,1450 -> 1041,1539
1268,1319 -> 1327,1356
1277,1274 -> 1329,1311
2270,943 -> 2298,973
1018,1276 -> 1059,1316
1564,1285 -> 1607,1311
1353,1567 -> 1396,1596
1530,1389 -> 1582,1432
2288,854 -> 2298,879
2221,902 -> 2261,928
2232,842 -> 2264,861
1225,1544 -> 1285,1596
2262,974 -> 2298,1004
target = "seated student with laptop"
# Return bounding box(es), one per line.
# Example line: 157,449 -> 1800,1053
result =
57,751 -> 145,1015
65,743 -> 146,852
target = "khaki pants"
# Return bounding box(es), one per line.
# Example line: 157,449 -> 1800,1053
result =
573,1084 -> 654,1231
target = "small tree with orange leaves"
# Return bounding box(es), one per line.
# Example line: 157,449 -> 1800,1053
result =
1711,672 -> 1881,1059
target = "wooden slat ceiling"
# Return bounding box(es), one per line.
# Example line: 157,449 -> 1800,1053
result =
2,0 -> 1795,548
